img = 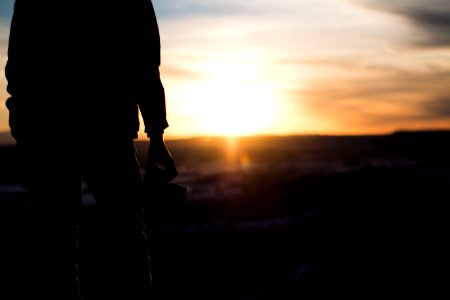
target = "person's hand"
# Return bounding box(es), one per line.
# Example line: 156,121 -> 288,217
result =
145,134 -> 178,183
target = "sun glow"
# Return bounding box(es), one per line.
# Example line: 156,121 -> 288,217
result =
172,62 -> 278,137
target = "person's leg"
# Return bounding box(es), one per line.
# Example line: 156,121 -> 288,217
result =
14,138 -> 83,300
79,138 -> 152,300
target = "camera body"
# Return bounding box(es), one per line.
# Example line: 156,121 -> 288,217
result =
142,165 -> 187,227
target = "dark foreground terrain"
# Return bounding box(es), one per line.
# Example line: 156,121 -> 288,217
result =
1,131 -> 449,299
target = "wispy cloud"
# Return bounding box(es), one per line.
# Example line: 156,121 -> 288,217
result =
154,0 -> 255,18
425,97 -> 450,119
296,67 -> 450,131
351,0 -> 450,47
154,0 -> 304,18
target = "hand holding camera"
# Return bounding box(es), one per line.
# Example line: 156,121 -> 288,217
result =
143,134 -> 186,226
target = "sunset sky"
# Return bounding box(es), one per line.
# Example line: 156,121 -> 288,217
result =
1,0 -> 449,139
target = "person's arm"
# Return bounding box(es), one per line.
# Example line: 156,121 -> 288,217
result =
133,1 -> 177,181
133,0 -> 169,136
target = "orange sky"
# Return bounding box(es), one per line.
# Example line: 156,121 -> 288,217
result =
1,0 -> 449,139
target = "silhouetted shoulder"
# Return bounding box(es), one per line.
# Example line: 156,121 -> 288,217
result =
7,0 -> 161,94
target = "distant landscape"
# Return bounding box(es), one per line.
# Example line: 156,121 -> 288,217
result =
1,130 -> 449,299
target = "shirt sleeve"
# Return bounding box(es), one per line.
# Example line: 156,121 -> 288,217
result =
132,0 -> 169,135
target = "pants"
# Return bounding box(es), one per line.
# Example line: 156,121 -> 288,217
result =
11,135 -> 152,300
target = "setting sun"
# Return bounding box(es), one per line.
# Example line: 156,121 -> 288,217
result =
168,62 -> 278,137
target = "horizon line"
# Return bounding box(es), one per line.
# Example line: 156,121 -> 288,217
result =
0,128 -> 449,145
159,128 -> 450,141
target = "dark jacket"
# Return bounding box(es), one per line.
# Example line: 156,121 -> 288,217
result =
5,0 -> 168,140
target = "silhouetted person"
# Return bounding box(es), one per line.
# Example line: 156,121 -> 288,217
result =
4,1 -> 177,299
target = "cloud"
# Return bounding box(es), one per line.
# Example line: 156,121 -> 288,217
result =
153,0 -> 268,18
161,65 -> 203,80
424,97 -> 450,119
351,0 -> 450,47
296,67 -> 450,131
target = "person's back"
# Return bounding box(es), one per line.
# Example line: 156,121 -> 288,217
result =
6,0 -> 165,139
4,1 -> 177,299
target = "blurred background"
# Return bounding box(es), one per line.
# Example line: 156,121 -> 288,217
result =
1,132 -> 449,299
